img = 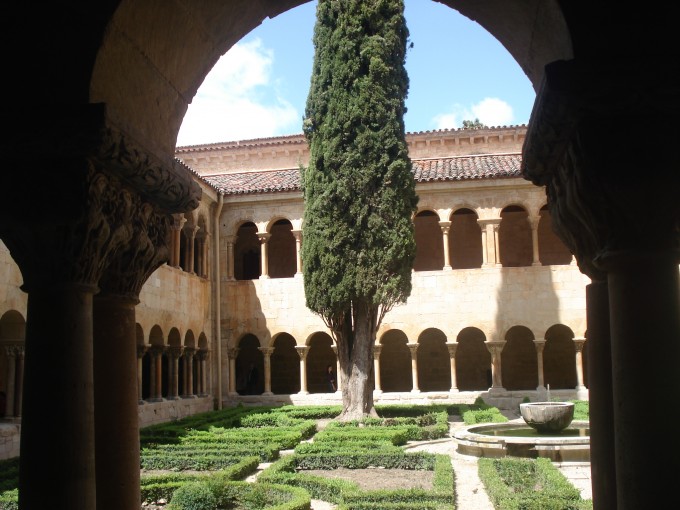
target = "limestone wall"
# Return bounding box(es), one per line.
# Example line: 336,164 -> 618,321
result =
221,264 -> 589,348
137,264 -> 213,343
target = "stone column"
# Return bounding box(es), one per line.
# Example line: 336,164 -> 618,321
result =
478,220 -> 488,266
136,345 -> 147,403
195,349 -> 208,396
93,294 -> 145,510
572,336 -> 588,396
0,108 -> 200,510
533,339 -> 547,390
171,214 -> 186,268
3,346 -> 17,418
185,225 -> 199,274
148,346 -> 164,401
292,229 -> 303,275
586,280 -> 616,510
407,342 -> 420,393
331,345 -> 341,392
4,164 -> 150,509
478,219 -> 501,267
14,346 -> 24,418
259,346 -> 274,395
167,346 -> 183,399
439,221 -> 452,270
183,348 -> 196,397
485,340 -> 506,390
529,216 -> 542,266
225,235 -> 237,280
227,347 -> 239,395
491,222 -> 501,266
258,232 -> 271,279
201,232 -> 211,278
445,342 -> 458,392
295,346 -> 309,394
521,58 -> 680,509
373,345 -> 382,394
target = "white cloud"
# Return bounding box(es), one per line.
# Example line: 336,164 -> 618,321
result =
432,97 -> 514,130
176,39 -> 300,146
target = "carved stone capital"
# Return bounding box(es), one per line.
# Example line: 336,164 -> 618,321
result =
2,168 -> 143,291
136,345 -> 148,358
522,58 -> 680,277
167,346 -> 184,360
258,347 -> 274,357
572,337 -> 587,353
195,349 -> 209,361
148,345 -> 165,357
445,342 -> 458,357
99,202 -> 172,300
172,214 -> 187,231
295,345 -> 309,360
227,348 -> 240,360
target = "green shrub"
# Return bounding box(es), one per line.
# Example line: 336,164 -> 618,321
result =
0,489 -> 18,510
166,482 -> 216,510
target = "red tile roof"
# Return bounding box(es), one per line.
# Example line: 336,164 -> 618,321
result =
202,153 -> 522,196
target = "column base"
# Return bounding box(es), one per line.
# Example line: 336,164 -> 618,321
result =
576,386 -> 589,400
263,391 -> 273,396
373,389 -> 383,395
449,388 -> 459,393
410,389 -> 421,394
181,395 -> 198,399
297,391 -> 309,395
487,386 -> 506,394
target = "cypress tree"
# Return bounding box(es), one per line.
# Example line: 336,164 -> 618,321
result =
302,0 -> 418,420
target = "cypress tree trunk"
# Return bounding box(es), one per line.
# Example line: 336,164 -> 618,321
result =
339,305 -> 378,420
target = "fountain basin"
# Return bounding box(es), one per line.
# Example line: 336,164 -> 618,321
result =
453,420 -> 590,462
520,401 -> 575,433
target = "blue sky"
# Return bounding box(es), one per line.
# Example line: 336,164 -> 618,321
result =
176,0 -> 536,147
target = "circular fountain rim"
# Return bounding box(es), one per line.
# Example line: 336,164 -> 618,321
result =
452,419 -> 591,462
454,419 -> 590,445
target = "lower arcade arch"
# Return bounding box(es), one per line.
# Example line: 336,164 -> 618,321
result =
544,325 -> 579,389
236,334 -> 264,395
416,329 -> 450,391
455,327 -> 490,391
270,334 -> 300,395
501,326 -> 539,390
306,332 -> 336,394
379,330 -> 412,392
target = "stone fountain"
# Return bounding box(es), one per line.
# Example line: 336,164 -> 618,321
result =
453,399 -> 589,462
519,401 -> 575,433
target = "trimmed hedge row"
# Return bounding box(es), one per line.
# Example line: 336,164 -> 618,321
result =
258,452 -> 454,510
479,457 -> 592,510
140,456 -> 259,503
164,480 -> 311,510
